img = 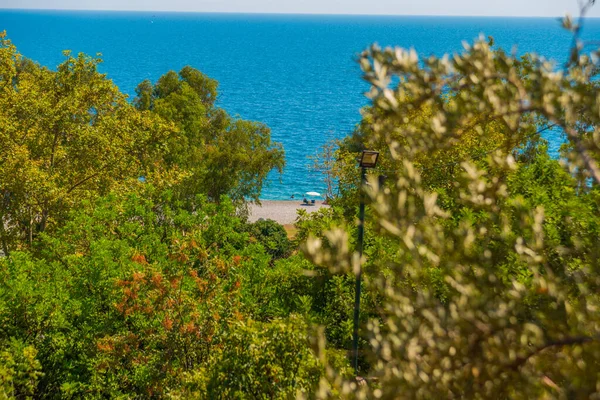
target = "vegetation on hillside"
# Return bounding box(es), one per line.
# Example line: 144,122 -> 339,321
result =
1,4 -> 600,397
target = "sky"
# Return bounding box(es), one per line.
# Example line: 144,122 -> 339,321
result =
1,0 -> 600,17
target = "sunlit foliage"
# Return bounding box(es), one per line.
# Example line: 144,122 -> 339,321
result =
135,67 -> 285,204
0,32 -> 173,255
306,16 -> 600,398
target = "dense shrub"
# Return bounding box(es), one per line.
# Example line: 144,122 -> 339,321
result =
247,219 -> 291,260
0,189 -> 324,398
0,339 -> 42,399
205,317 -> 322,399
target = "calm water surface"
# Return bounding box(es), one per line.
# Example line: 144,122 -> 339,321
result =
1,10 -> 599,198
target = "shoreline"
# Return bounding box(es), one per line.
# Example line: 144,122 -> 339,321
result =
248,200 -> 329,225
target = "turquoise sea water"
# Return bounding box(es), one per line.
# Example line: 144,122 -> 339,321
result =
1,10 -> 600,199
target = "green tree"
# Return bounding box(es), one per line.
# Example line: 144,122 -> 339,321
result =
0,32 -> 173,254
135,67 -> 285,204
308,142 -> 340,201
247,219 -> 291,260
0,186 -> 268,398
306,17 -> 600,399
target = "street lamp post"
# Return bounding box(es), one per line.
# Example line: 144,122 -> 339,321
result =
353,150 -> 379,376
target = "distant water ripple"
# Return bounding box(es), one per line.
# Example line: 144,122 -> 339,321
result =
1,10 -> 598,198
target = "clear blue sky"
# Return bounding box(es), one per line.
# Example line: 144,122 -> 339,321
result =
1,0 -> 599,17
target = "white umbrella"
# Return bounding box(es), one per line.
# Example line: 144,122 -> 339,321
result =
305,191 -> 321,197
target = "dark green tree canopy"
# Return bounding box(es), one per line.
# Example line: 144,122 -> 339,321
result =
134,66 -> 285,204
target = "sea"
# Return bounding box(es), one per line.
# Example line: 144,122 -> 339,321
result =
1,10 -> 600,199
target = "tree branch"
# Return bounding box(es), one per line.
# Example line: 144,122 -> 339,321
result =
66,172 -> 100,194
509,335 -> 599,370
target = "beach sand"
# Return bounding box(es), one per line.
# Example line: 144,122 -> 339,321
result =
248,200 -> 329,225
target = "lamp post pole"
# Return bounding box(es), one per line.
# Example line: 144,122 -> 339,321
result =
352,166 -> 366,375
352,150 -> 378,377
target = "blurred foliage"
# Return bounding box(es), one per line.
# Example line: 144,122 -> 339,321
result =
304,8 -> 600,397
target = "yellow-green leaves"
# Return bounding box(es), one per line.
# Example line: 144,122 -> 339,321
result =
0,35 -> 172,253
307,17 -> 600,399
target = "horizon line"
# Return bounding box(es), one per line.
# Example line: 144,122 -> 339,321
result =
0,7 -> 594,19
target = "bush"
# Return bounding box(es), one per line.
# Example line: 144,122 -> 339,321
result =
0,339 -> 42,399
247,219 -> 291,260
205,317 -> 322,399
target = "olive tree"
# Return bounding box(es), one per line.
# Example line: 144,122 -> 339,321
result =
305,8 -> 600,398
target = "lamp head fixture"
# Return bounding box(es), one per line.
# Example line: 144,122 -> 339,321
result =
359,150 -> 379,168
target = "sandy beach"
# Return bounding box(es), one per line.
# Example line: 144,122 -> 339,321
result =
248,200 -> 330,225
